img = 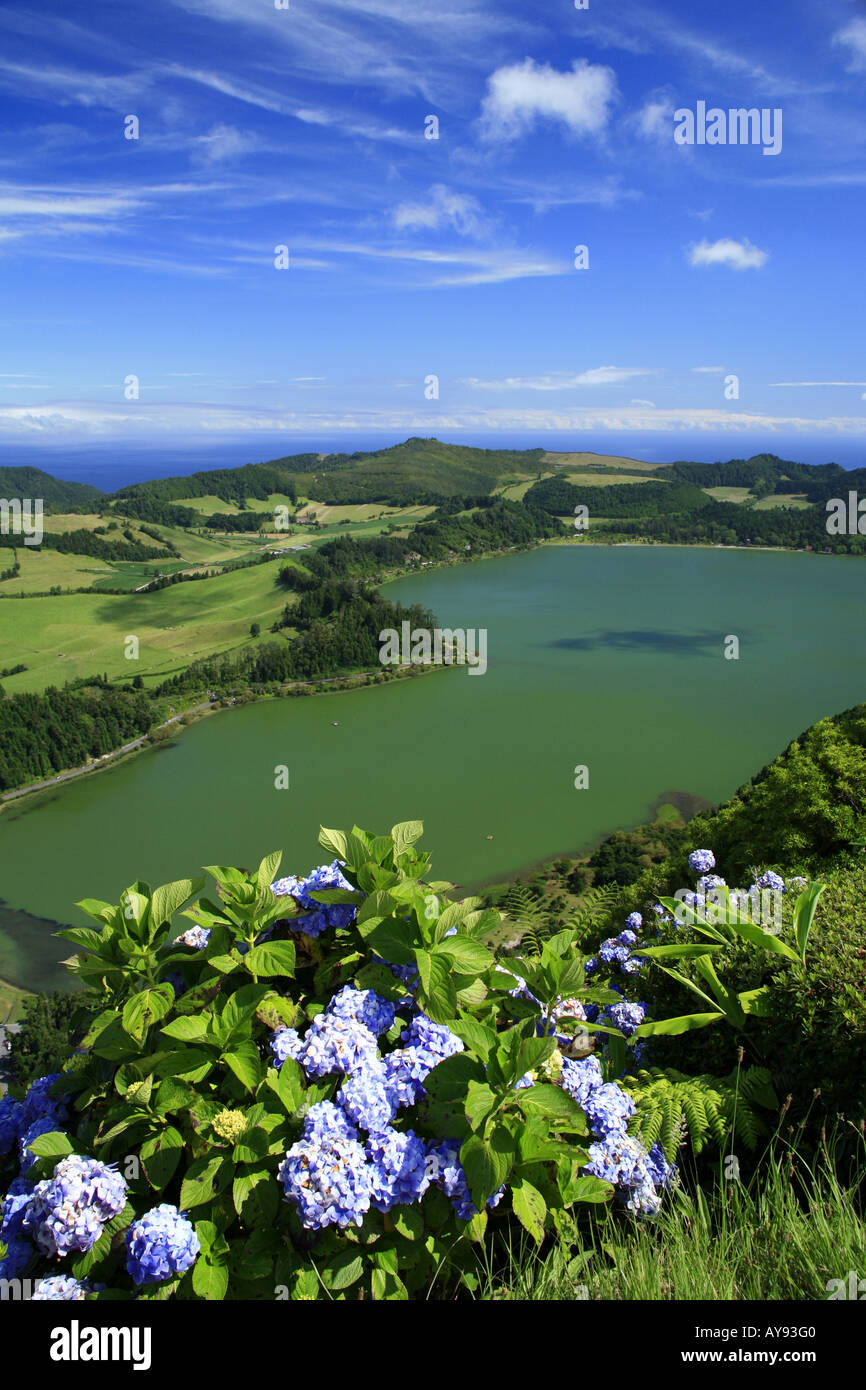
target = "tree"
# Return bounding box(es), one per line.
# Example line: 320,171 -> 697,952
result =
250,622 -> 261,637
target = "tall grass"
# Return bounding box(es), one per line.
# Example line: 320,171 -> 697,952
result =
474,1132 -> 865,1301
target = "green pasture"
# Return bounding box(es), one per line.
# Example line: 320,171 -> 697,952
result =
0,556 -> 302,693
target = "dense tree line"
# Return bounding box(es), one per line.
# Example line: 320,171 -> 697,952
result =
114,463 -> 297,507
0,528 -> 177,564
112,496 -> 200,528
155,589 -> 438,694
205,511 -> 268,531
0,685 -> 154,792
0,465 -> 104,511
524,478 -> 711,518
601,501 -> 865,552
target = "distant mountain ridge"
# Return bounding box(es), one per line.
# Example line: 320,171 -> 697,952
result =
0,438 -> 861,513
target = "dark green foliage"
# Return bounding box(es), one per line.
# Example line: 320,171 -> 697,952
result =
625,1066 -> 778,1162
525,478 -> 711,518
0,686 -> 154,792
9,990 -> 82,1085
112,497 -> 200,528
0,465 -> 104,511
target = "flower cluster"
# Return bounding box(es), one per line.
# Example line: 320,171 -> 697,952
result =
176,924 -> 211,950
272,861 -> 357,938
32,1274 -> 93,1300
0,1073 -> 68,1165
23,1155 -> 127,1258
125,1204 -> 200,1286
585,927 -> 646,978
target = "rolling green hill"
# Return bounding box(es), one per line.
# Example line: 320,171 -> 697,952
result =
0,465 -> 104,511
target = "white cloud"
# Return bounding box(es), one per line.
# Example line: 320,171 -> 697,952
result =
832,19 -> 866,72
770,381 -> 866,387
692,366 -> 726,373
687,238 -> 768,271
392,185 -> 492,238
480,58 -> 617,142
461,367 -> 657,391
2,400 -> 866,440
634,98 -> 670,141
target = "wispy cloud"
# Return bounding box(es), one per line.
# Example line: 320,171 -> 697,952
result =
461,367 -> 659,390
391,185 -> 494,238
832,18 -> 866,73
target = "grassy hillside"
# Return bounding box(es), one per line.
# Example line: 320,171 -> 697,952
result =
0,464 -> 104,511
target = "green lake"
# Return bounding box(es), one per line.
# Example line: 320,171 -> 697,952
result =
2,544 -> 865,992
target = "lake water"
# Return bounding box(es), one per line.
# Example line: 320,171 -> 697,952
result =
2,543 -> 865,992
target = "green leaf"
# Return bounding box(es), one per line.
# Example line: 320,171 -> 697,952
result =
415,949 -> 458,1023
365,918 -> 418,966
519,1084 -> 589,1131
639,943 -> 725,959
151,877 -> 204,928
55,926 -> 109,955
25,1130 -> 74,1160
634,1012 -> 723,1037
512,1178 -> 547,1243
355,890 -> 396,930
558,1163 -> 612,1206
391,1205 -> 424,1241
318,826 -> 349,860
180,1154 -> 232,1209
122,985 -> 174,1044
233,1168 -> 279,1226
793,880 -> 824,962
434,936 -> 494,974
243,941 -> 297,978
450,1015 -> 497,1062
192,1255 -> 229,1300
73,898 -> 117,925
326,1249 -> 365,1291
464,1080 -> 500,1133
256,851 -> 283,893
161,1015 -> 210,1042
140,1127 -> 183,1190
267,1057 -> 305,1114
726,920 -> 801,962
391,820 -> 424,855
223,1041 -> 262,1093
460,1129 -> 513,1211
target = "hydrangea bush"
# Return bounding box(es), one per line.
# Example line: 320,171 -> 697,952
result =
0,823 -> 807,1300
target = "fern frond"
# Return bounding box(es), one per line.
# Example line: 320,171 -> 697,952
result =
624,1065 -> 777,1163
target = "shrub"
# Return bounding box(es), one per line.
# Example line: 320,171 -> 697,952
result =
1,821 -> 688,1301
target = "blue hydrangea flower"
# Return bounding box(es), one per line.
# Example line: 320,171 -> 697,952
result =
23,1155 -> 127,1258
598,938 -> 629,965
272,861 -> 357,937
176,925 -> 211,949
269,1027 -> 304,1070
652,903 -> 674,926
560,1055 -> 603,1107
337,1063 -> 396,1134
401,1013 -> 464,1066
688,849 -> 715,873
621,956 -> 646,976
126,1204 -> 200,1286
754,871 -> 785,892
617,929 -> 638,947
787,875 -> 808,891
299,1013 -> 379,1078
301,1100 -> 358,1143
0,1232 -> 31,1280
19,1116 -> 59,1169
514,1071 -> 535,1089
381,1047 -> 432,1107
1,1178 -> 34,1238
697,874 -> 726,893
20,1075 -> 66,1129
603,1001 -> 647,1039
278,1132 -> 373,1230
32,1274 -> 93,1300
0,1095 -> 22,1157
645,1141 -> 677,1190
624,912 -> 643,930
582,1083 -> 636,1140
366,1128 -> 430,1211
425,1140 -> 503,1221
326,984 -> 395,1037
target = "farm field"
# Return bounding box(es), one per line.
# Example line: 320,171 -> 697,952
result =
754,492 -> 812,509
703,486 -> 752,501
542,450 -> 667,471
0,555 -> 300,693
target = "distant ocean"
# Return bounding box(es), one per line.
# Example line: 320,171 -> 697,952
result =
1,432 -> 863,493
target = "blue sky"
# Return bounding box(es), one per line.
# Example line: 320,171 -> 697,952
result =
1,0 -> 865,462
